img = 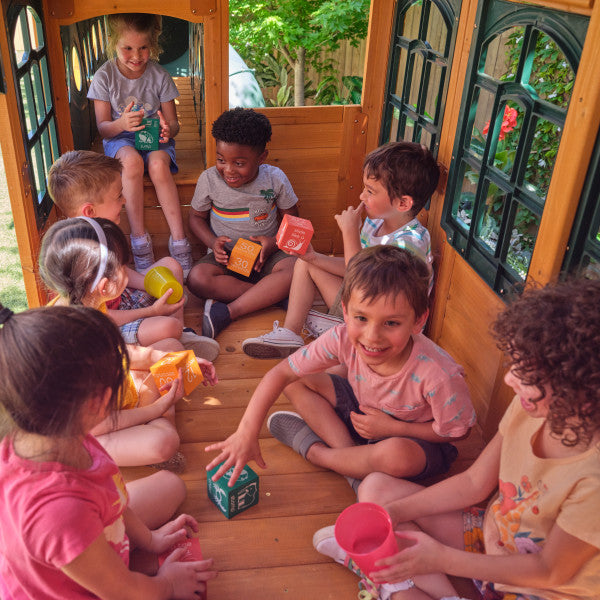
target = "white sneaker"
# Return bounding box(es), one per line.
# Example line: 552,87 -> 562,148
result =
304,309 -> 344,338
131,232 -> 155,272
180,328 -> 220,362
168,236 -> 193,280
242,321 -> 304,359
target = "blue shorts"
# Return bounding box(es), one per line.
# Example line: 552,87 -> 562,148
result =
117,288 -> 154,344
103,132 -> 178,173
329,374 -> 458,481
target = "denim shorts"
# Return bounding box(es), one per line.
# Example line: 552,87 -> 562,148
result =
103,132 -> 178,173
118,288 -> 154,344
329,374 -> 458,481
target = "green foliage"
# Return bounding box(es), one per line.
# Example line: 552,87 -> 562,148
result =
315,74 -> 363,105
230,0 -> 369,106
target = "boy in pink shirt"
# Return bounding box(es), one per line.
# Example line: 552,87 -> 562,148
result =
206,245 -> 475,488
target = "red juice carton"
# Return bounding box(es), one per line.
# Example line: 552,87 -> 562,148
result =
150,350 -> 203,396
227,238 -> 262,277
276,214 -> 314,254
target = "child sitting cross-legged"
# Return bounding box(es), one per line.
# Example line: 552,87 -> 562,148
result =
242,141 -> 439,359
39,217 -> 218,469
205,245 -> 476,491
187,108 -> 299,339
48,150 -> 219,361
315,278 -> 600,600
0,303 -> 216,599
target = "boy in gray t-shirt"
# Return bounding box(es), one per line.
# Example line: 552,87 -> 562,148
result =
189,108 -> 299,338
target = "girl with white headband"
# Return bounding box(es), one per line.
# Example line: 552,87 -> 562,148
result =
38,217 -> 218,470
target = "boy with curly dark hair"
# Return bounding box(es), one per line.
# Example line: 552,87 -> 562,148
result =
188,108 -> 299,338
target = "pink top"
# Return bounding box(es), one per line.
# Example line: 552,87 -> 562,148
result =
288,326 -> 476,437
0,435 -> 130,599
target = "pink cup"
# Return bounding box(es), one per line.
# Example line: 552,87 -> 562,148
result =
334,502 -> 398,578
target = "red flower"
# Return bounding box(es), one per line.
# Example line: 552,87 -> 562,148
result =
482,106 -> 518,140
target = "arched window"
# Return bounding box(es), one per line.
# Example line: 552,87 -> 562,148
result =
380,0 -> 460,155
442,1 -> 587,294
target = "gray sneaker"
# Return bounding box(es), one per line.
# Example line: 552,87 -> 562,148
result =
131,231 -> 155,272
242,321 -> 304,359
304,309 -> 344,338
180,328 -> 220,362
168,236 -> 193,280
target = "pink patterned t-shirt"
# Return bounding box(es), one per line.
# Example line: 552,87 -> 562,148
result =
288,326 -> 476,437
0,435 -> 129,599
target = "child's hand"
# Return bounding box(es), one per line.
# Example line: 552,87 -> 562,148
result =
250,235 -> 276,271
204,429 -> 266,487
150,288 -> 185,317
350,405 -> 401,440
119,100 -> 145,132
155,369 -> 185,412
196,358 -> 218,386
213,236 -> 232,265
159,554 -> 216,600
371,530 -> 444,584
281,241 -> 317,261
149,513 -> 199,554
157,109 -> 172,143
334,201 -> 365,235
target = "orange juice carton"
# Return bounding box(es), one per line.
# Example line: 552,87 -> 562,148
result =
158,537 -> 203,567
227,238 -> 262,277
276,214 -> 314,254
150,350 -> 203,396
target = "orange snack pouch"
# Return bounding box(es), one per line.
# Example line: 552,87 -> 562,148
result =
150,350 -> 203,396
276,214 -> 314,254
227,238 -> 262,277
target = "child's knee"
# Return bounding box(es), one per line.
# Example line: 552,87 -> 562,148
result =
155,256 -> 183,282
187,264 -> 214,295
358,472 -> 393,501
120,152 -> 144,177
152,426 -> 180,463
153,470 -> 186,504
147,156 -> 171,182
375,438 -> 426,479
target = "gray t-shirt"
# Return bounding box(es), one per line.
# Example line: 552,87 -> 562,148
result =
191,164 -> 298,242
87,59 -> 179,125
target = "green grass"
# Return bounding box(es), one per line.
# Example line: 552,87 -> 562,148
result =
0,147 -> 28,313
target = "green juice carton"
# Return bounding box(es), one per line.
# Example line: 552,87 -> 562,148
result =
135,118 -> 160,151
207,463 -> 259,518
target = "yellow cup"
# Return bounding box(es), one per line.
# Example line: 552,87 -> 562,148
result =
143,266 -> 183,304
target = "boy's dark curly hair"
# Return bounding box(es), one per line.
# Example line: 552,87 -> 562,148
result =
211,108 -> 272,151
492,278 -> 600,447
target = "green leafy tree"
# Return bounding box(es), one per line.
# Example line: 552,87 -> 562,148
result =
230,0 -> 369,106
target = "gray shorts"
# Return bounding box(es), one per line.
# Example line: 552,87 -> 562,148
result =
197,248 -> 294,283
329,374 -> 458,481
103,132 -> 178,173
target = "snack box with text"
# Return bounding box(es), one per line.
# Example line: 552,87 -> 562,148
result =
227,238 -> 262,277
207,462 -> 259,518
276,214 -> 314,254
150,350 -> 203,396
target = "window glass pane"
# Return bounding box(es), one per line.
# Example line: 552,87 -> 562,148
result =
30,142 -> 45,204
419,128 -> 433,149
49,116 -> 59,160
581,256 -> 600,279
468,87 -> 495,158
483,27 -> 524,81
72,46 -> 82,91
454,161 -> 478,230
408,52 -> 424,110
40,56 -> 53,113
31,61 -> 46,123
394,47 -> 409,96
26,7 -> 44,50
488,101 -> 522,179
41,128 -> 53,176
19,75 -> 35,136
528,33 -> 574,106
424,62 -> 444,122
426,4 -> 448,54
388,106 -> 400,142
524,118 -> 562,201
405,115 -> 415,142
506,204 -> 540,279
400,2 -> 422,37
92,26 -> 99,59
13,9 -> 30,68
476,180 -> 507,253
